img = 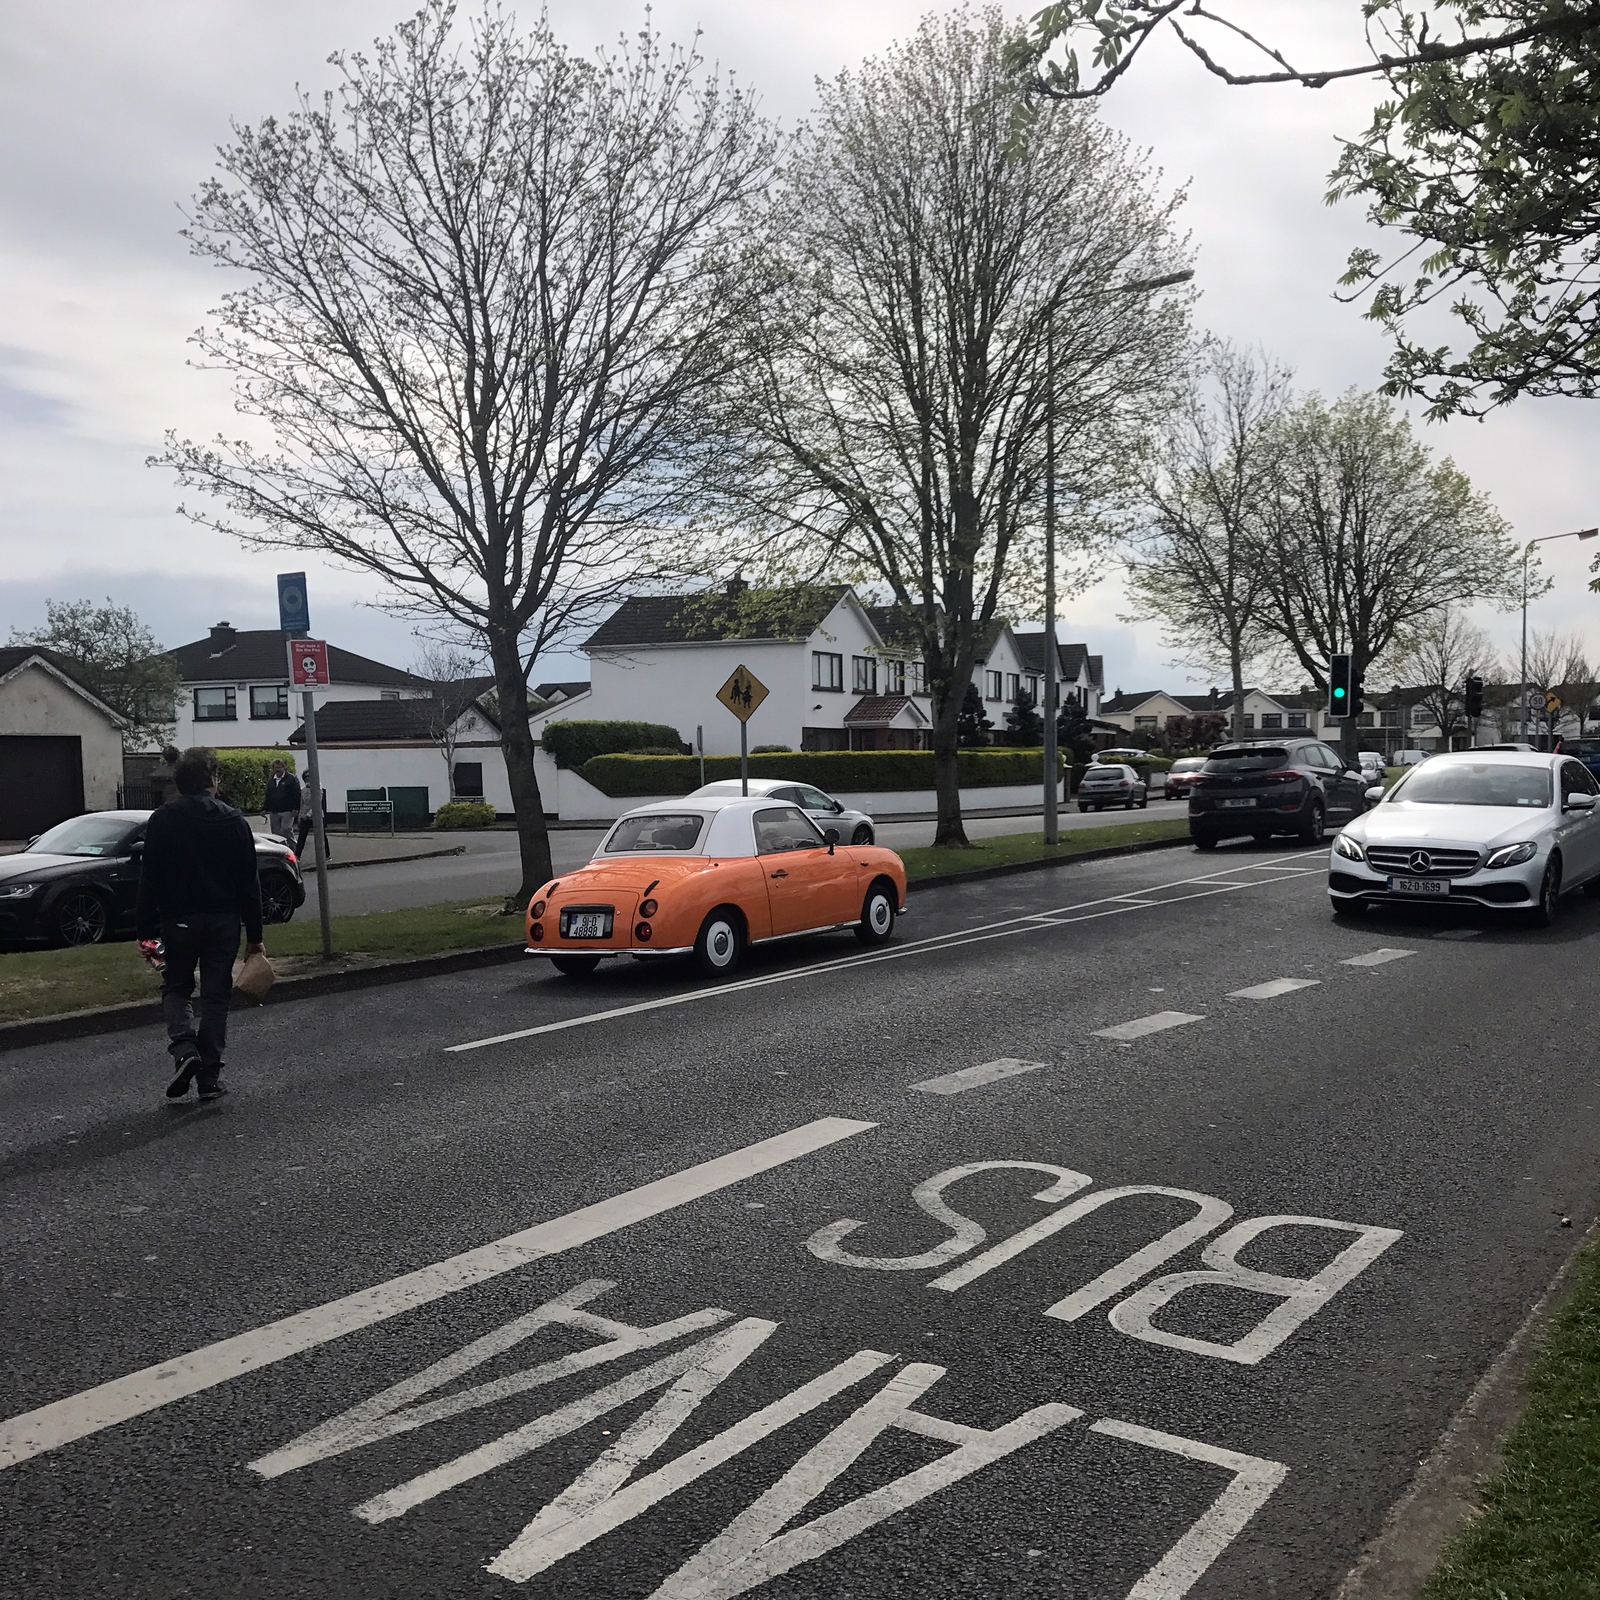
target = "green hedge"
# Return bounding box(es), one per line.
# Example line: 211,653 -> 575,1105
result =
432,800 -> 497,830
542,720 -> 686,769
211,748 -> 295,813
580,748 -> 1064,798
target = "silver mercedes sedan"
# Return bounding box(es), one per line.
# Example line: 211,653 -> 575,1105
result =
1328,750 -> 1600,925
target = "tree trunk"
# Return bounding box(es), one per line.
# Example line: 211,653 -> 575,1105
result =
931,689 -> 969,848
487,629 -> 553,907
1231,658 -> 1246,745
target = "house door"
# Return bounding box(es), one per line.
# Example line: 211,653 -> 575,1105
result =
0,736 -> 84,839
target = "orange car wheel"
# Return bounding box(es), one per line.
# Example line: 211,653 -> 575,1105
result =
692,908 -> 744,977
855,880 -> 897,946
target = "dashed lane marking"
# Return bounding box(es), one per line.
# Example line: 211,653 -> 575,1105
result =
1227,978 -> 1322,1000
911,1059 -> 1046,1096
1342,948 -> 1416,967
449,852 -> 1327,1053
1092,1012 -> 1206,1043
0,1116 -> 876,1472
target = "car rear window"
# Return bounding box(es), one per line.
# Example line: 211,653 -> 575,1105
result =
1395,763 -> 1552,808
1170,758 -> 1205,772
604,813 -> 706,852
1201,747 -> 1290,774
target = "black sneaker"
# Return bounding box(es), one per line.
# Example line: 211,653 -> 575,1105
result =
166,1054 -> 201,1100
196,1067 -> 228,1101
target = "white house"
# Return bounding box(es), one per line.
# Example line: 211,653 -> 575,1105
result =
531,583 -> 1095,756
1098,687 -> 1324,739
166,622 -> 430,752
0,647 -> 126,838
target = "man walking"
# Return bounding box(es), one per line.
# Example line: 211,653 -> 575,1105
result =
135,747 -> 265,1101
266,759 -> 301,846
294,775 -> 330,862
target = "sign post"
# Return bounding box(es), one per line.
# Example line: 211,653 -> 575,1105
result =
696,725 -> 705,789
715,665 -> 770,797
288,639 -> 333,959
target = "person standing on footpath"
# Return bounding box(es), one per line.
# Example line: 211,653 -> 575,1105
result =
135,747 -> 265,1101
294,773 -> 331,861
265,759 -> 301,846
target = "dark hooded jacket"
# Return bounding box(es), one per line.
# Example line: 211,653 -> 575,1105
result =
135,793 -> 264,943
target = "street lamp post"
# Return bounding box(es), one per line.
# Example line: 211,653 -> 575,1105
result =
1040,267 -> 1193,845
1520,528 -> 1598,744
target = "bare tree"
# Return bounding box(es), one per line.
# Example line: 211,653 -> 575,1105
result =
1388,607 -> 1499,751
1526,628 -> 1588,746
411,640 -> 486,800
1258,391 -> 1520,762
1564,651 -> 1600,738
707,9 -> 1191,845
1122,344 -> 1290,744
159,3 -> 776,902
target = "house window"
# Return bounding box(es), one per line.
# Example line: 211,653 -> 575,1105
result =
1381,710 -> 1402,728
1026,675 -> 1039,701
194,687 -> 236,722
1241,714 -> 1255,730
452,762 -> 484,797
1287,711 -> 1307,729
909,661 -> 926,695
1134,716 -> 1157,728
1358,711 -> 1376,728
812,651 -> 843,691
985,670 -> 1002,701
801,726 -> 849,751
1412,707 -> 1430,726
250,684 -> 289,721
1005,673 -> 1020,702
1261,713 -> 1282,730
852,655 -> 878,694
885,659 -> 906,695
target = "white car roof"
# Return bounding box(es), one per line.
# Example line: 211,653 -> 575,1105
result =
1419,750 -> 1561,766
602,795 -> 820,859
689,778 -> 792,796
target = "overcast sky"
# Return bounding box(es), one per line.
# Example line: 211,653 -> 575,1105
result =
2,0 -> 1595,694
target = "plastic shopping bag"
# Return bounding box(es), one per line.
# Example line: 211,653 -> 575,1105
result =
234,949 -> 276,1003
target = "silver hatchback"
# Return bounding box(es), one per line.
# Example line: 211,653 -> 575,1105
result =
1328,751 -> 1600,925
1077,763 -> 1148,812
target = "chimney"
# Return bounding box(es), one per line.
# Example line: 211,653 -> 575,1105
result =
725,574 -> 748,597
208,621 -> 237,653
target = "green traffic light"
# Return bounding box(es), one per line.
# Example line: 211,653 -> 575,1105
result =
1333,687 -> 1346,698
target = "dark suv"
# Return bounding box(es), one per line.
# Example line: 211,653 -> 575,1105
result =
1188,740 -> 1369,850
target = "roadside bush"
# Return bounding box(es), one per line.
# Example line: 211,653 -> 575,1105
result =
210,748 -> 295,813
541,720 -> 686,768
625,745 -> 686,757
432,800 -> 497,830
580,748 -> 1065,797
751,744 -> 793,753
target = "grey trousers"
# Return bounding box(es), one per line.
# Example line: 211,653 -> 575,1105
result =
161,912 -> 240,1066
269,811 -> 296,843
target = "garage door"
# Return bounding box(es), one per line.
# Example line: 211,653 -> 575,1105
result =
0,736 -> 84,840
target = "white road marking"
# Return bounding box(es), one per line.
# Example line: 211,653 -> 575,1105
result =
910,1059 -> 1046,1096
1227,978 -> 1321,1000
1342,948 -> 1416,967
448,854 -> 1326,1052
1092,1011 -> 1205,1042
1090,1419 -> 1288,1600
0,1116 -> 875,1472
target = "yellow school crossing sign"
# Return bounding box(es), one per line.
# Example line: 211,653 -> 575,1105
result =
717,664 -> 769,723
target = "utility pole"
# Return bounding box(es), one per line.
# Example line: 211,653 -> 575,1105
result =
1042,319 -> 1059,846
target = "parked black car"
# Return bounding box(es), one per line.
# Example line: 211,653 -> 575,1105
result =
0,810 -> 305,948
1188,740 -> 1369,850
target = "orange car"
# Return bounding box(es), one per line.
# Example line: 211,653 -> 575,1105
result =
525,796 -> 907,978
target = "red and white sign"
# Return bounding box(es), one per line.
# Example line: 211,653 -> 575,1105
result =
287,639 -> 330,689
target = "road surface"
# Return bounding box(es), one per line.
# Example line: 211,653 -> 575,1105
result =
6,838 -> 1590,1597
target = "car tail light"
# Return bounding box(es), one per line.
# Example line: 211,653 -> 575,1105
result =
531,899 -> 547,918
285,849 -> 298,865
639,898 -> 658,917
1263,770 -> 1302,784
529,922 -> 544,941
635,921 -> 652,941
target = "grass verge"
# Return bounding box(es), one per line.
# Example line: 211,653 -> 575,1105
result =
0,898 -> 520,1025
900,818 -> 1189,882
1419,1232 -> 1600,1600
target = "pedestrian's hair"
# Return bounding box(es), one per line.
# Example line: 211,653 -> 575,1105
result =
160,744 -> 181,768
174,747 -> 219,796
271,758 -> 286,769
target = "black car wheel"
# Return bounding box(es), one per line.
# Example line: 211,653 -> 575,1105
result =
54,889 -> 110,947
851,824 -> 874,846
1531,855 -> 1563,927
1193,833 -> 1218,852
261,873 -> 298,925
855,880 -> 897,946
551,955 -> 601,977
1078,804 -> 1089,813
1298,801 -> 1326,846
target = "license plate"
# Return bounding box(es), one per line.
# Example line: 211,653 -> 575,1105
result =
1388,876 -> 1447,897
1219,798 -> 1255,809
562,909 -> 613,938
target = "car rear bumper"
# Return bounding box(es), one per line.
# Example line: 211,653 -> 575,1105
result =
525,945 -> 695,960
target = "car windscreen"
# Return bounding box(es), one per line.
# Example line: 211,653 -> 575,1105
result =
603,813 -> 707,852
1202,747 -> 1289,774
27,816 -> 136,857
1395,763 -> 1552,808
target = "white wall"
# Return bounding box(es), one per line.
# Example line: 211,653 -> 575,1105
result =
0,663 -> 123,809
175,682 -> 392,751
299,739 -> 513,817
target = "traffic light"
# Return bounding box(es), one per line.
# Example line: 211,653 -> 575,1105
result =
1465,675 -> 1484,720
1328,654 -> 1352,718
1349,668 -> 1365,719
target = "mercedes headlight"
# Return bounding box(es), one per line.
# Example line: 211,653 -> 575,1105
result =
1332,833 -> 1365,861
0,882 -> 40,899
1485,841 -> 1537,869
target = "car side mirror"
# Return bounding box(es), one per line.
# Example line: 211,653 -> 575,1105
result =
129,840 -> 145,857
824,827 -> 840,845
1564,792 -> 1597,811
25,835 -> 39,848
1365,785 -> 1386,802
